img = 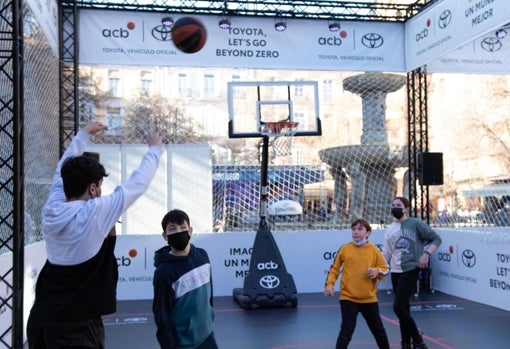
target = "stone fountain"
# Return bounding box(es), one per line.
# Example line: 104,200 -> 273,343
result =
319,72 -> 407,224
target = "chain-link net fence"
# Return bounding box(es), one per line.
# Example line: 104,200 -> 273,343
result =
425,27 -> 510,234
212,164 -> 326,232
0,4 -> 59,252
79,66 -> 410,232
23,7 -> 60,244
427,72 -> 510,229
78,61 -> 509,233
0,6 -> 14,255
2,4 -> 507,348
8,26 -> 510,242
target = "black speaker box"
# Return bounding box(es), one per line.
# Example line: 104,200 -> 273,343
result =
418,152 -> 443,185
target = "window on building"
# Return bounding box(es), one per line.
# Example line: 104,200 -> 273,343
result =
108,70 -> 121,97
140,70 -> 153,94
204,73 -> 215,98
178,73 -> 191,97
231,74 -> 245,99
323,79 -> 333,101
106,107 -> 122,134
108,78 -> 120,97
294,79 -> 304,97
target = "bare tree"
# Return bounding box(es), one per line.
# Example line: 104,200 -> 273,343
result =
468,117 -> 510,172
78,70 -> 112,124
122,93 -> 207,144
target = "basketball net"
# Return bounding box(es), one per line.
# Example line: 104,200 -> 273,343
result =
260,121 -> 299,157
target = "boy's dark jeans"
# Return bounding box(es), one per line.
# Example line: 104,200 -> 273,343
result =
336,300 -> 390,349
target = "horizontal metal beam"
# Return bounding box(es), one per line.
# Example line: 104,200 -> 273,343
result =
61,0 -> 429,22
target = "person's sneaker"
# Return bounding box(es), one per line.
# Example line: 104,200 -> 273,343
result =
412,341 -> 428,349
412,331 -> 428,349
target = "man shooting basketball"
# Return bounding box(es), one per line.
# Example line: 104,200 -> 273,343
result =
27,121 -> 164,349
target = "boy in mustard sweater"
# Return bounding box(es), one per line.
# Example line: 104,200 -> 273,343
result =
325,219 -> 390,349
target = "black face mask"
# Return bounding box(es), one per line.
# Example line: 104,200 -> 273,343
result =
391,207 -> 404,219
167,231 -> 190,251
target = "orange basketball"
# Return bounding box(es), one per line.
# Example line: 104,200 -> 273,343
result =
171,16 -> 207,54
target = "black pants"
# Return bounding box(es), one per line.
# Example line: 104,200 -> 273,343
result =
336,300 -> 390,349
28,317 -> 104,349
391,269 -> 422,343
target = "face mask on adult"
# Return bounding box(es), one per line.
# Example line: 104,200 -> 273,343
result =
391,207 -> 404,219
167,231 -> 190,251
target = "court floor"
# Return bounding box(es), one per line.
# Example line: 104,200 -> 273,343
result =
104,291 -> 509,349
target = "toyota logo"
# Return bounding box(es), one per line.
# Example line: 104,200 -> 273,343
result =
438,10 -> 452,29
259,275 -> 280,289
461,249 -> 476,268
480,37 -> 502,52
361,33 -> 384,49
151,24 -> 172,42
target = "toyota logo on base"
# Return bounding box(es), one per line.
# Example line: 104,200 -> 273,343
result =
259,275 -> 280,289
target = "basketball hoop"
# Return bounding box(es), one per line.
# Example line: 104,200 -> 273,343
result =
260,121 -> 299,157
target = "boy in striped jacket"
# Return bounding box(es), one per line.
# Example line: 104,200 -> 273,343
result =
153,209 -> 218,349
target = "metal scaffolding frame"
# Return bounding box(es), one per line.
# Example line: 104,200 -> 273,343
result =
60,2 -> 80,154
62,0 -> 422,20
58,0 -> 427,154
1,0 -> 25,347
407,68 -> 430,222
0,0 -> 431,347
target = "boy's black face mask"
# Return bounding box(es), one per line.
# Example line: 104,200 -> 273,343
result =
167,231 -> 190,250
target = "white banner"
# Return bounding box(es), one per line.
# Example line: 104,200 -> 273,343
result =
405,0 -> 510,71
109,229 -> 392,301
19,225 -> 510,339
426,32 -> 510,74
431,228 -> 510,311
78,10 -> 405,72
0,253 -> 13,345
0,244 -> 47,344
74,227 -> 510,311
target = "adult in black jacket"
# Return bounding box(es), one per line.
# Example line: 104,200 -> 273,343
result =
27,122 -> 164,348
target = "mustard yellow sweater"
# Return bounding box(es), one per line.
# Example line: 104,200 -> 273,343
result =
325,241 -> 389,303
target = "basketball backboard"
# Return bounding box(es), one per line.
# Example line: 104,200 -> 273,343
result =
228,80 -> 322,138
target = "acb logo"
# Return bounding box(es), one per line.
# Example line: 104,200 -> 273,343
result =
116,248 -> 139,266
318,37 -> 342,46
257,261 -> 278,270
437,252 -> 451,262
102,22 -> 136,38
117,256 -> 132,266
103,28 -> 130,38
415,28 -> 429,41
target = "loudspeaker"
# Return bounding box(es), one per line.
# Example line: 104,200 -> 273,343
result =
418,152 -> 443,185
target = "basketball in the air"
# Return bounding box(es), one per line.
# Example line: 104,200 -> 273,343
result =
171,16 -> 207,54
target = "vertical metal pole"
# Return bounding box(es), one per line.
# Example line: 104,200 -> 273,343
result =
59,1 -> 79,155
222,166 -> 227,227
13,0 -> 25,347
259,136 -> 269,229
